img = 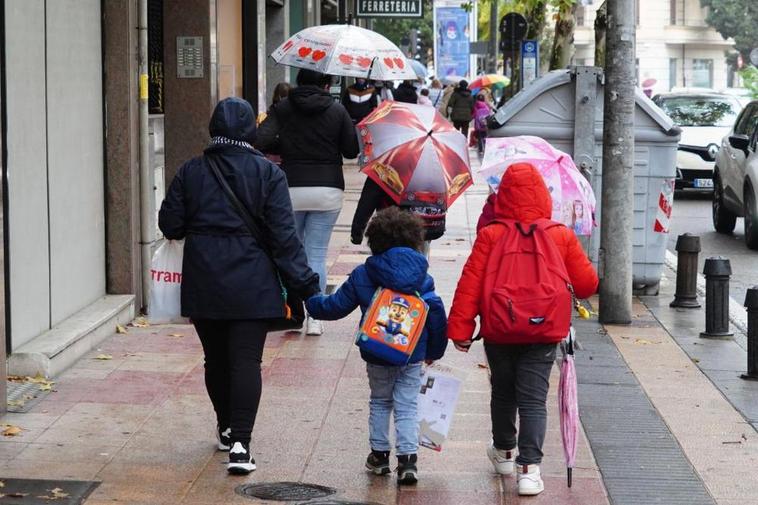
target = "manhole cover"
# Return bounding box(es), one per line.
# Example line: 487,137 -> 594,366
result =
235,482 -> 336,501
300,501 -> 384,505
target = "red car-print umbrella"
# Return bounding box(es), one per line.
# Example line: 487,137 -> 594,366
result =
356,101 -> 472,208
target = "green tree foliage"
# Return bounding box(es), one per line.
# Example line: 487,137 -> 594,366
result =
741,67 -> 758,99
699,0 -> 758,62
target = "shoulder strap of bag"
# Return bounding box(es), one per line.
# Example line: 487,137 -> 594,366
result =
206,155 -> 274,261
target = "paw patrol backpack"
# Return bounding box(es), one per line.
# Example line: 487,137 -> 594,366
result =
357,288 -> 429,365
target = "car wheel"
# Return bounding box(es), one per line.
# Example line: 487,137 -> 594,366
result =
745,184 -> 758,250
712,172 -> 737,233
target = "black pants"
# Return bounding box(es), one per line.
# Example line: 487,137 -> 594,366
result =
485,342 -> 557,465
453,120 -> 469,139
194,319 -> 268,444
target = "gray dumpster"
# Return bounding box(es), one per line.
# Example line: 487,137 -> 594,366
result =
490,66 -> 681,294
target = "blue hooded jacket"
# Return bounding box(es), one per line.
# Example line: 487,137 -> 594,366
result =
306,247 -> 448,366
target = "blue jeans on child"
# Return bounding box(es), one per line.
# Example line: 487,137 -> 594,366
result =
294,209 -> 341,294
366,362 -> 423,456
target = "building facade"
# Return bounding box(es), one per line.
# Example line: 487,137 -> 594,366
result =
575,0 -> 736,94
0,0 -> 335,382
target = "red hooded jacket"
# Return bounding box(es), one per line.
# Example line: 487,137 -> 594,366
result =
447,163 -> 599,343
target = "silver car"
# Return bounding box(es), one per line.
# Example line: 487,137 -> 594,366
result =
712,100 -> 758,249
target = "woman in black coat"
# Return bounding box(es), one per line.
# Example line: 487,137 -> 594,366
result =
159,97 -> 319,475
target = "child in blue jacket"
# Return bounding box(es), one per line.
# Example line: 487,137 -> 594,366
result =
306,207 -> 448,485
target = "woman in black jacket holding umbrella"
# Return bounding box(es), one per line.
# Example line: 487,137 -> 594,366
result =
159,97 -> 319,475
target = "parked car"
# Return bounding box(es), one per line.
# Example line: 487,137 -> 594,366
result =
712,100 -> 758,249
652,92 -> 743,192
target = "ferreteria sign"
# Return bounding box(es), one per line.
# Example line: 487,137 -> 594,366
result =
356,0 -> 424,18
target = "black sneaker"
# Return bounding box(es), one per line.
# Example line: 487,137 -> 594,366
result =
365,450 -> 391,475
397,454 -> 418,485
217,427 -> 231,451
227,441 -> 256,475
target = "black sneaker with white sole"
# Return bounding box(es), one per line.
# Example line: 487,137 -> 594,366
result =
228,441 -> 256,475
217,427 -> 231,451
396,454 -> 418,485
365,450 -> 391,475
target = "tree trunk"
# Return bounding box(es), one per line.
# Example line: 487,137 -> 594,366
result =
594,0 -> 607,68
525,1 -> 547,41
599,0 -> 635,324
549,2 -> 577,70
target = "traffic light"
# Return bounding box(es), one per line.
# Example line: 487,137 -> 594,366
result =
409,29 -> 422,60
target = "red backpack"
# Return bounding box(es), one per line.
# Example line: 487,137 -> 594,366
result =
480,219 -> 573,344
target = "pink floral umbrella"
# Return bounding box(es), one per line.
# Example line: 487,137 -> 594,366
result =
478,136 -> 596,236
558,328 -> 578,488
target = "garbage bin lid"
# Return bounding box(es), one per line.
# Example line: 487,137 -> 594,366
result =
493,67 -> 680,138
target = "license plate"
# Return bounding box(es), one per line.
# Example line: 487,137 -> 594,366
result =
694,178 -> 713,188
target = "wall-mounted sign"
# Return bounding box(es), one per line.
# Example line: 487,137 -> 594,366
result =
356,0 -> 423,18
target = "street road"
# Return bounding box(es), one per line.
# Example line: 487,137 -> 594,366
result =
668,193 -> 757,306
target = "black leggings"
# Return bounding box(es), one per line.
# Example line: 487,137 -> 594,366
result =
453,120 -> 470,139
194,319 -> 268,444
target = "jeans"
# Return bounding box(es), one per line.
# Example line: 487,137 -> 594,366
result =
366,362 -> 423,455
294,209 -> 341,295
485,342 -> 557,465
194,319 -> 268,444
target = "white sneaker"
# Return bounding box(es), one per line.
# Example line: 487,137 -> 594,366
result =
487,443 -> 515,475
517,464 -> 544,496
227,441 -> 256,475
306,317 -> 323,336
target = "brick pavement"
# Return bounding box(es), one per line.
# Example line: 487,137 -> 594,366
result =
0,163 -> 610,504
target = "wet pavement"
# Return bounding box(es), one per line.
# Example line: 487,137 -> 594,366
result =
1,160 -> 756,504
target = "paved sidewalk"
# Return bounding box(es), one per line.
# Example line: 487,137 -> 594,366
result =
0,164 -> 610,504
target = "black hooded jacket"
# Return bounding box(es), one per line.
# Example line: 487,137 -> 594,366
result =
447,87 -> 475,123
255,85 -> 359,190
159,97 -> 320,320
393,82 -> 419,104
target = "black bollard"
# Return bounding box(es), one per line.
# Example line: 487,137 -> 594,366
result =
741,287 -> 758,381
670,233 -> 701,308
700,257 -> 733,338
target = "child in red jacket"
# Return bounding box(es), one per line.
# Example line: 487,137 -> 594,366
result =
447,163 -> 598,496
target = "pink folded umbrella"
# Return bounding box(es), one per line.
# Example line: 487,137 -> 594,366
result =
558,329 -> 578,487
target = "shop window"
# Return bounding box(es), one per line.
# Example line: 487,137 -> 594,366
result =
691,59 -> 713,89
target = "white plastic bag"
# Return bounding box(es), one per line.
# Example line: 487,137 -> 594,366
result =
148,240 -> 188,324
418,363 -> 467,451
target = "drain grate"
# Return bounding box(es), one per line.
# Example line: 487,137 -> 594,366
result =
0,478 -> 99,504
6,380 -> 51,413
235,482 -> 336,501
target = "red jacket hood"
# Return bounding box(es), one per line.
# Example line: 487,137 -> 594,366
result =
494,163 -> 552,222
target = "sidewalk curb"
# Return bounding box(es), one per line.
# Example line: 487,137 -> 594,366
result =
664,250 -> 748,345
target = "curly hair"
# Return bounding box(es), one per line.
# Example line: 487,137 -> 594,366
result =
365,207 -> 425,255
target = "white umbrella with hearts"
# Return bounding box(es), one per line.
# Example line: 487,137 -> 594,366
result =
271,24 -> 416,81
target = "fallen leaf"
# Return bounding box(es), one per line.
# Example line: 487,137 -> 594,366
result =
37,487 -> 70,500
7,492 -> 29,498
2,425 -> 22,436
692,358 -> 700,363
167,333 -> 185,338
477,363 -> 489,369
634,338 -> 657,345
6,399 -> 25,408
0,480 -> 5,487
29,373 -> 49,384
131,317 -> 150,328
94,354 -> 113,360
38,383 -> 53,392
116,324 -> 128,334
123,352 -> 139,357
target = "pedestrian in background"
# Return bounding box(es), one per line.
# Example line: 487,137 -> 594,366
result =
393,80 -> 419,104
428,79 -> 444,108
447,80 -> 474,137
342,78 -> 378,124
256,69 -> 359,336
306,207 -> 448,486
270,82 -> 291,111
159,97 -> 320,475
446,163 -> 598,496
438,84 -> 455,118
418,88 -> 433,106
473,94 -> 493,156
